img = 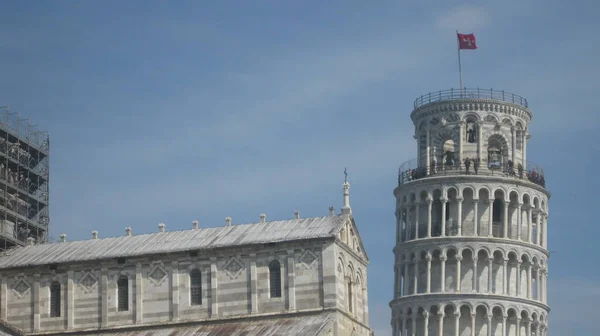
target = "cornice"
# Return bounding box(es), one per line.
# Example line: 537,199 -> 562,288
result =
389,293 -> 550,312
394,174 -> 551,199
410,99 -> 533,124
393,236 -> 550,259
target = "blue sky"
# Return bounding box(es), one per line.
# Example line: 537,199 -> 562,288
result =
1,1 -> 599,334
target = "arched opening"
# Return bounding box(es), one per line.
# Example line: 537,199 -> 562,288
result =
462,188 -> 475,236
269,260 -> 282,298
445,249 -> 458,292
432,189 -> 443,237
447,188 -> 458,236
466,118 -> 477,143
487,135 -> 507,169
443,140 -> 456,167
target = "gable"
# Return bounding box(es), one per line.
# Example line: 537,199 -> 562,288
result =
336,215 -> 368,262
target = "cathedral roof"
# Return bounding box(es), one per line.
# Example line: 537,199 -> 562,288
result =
0,215 -> 348,269
45,311 -> 335,336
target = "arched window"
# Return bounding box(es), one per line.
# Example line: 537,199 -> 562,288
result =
487,135 -> 506,169
347,280 -> 353,313
50,282 -> 61,317
269,260 -> 281,298
117,276 -> 128,311
190,269 -> 202,305
442,140 -> 455,166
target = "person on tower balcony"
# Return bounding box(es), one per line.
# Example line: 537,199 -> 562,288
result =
518,163 -> 524,178
473,158 -> 480,175
464,157 -> 471,174
507,160 -> 515,176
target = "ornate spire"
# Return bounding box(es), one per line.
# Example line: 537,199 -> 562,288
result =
342,168 -> 351,215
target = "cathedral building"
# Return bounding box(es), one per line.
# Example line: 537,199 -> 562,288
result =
0,181 -> 372,335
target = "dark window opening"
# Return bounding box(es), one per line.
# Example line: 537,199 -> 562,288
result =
117,276 -> 128,311
269,260 -> 281,298
190,270 -> 202,305
50,282 -> 61,317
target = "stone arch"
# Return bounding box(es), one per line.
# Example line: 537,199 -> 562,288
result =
502,118 -> 514,127
447,112 -> 461,122
464,112 -> 481,122
515,121 -> 524,130
522,192 -> 532,206
460,185 -> 476,199
492,187 -> 507,201
533,196 -> 540,209
484,114 -> 499,123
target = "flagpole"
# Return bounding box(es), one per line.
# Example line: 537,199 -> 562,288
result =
456,30 -> 463,94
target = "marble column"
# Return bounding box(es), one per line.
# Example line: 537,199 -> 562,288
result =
440,256 -> 446,293
503,201 -> 509,238
415,202 -> 421,239
516,261 -> 522,297
426,254 -> 432,293
472,257 -> 478,292
441,198 -> 448,237
488,198 -> 494,237
427,199 -> 433,238
528,207 -> 533,243
527,263 -> 532,299
454,313 -> 460,336
413,256 -> 419,295
517,203 -> 523,240
456,256 -> 462,292
511,127 -> 517,163
424,311 -> 430,336
457,197 -> 463,236
438,313 -> 444,336
487,258 -> 493,293
473,200 -> 479,236
502,259 -> 508,295
404,262 -> 410,296
535,211 -> 542,246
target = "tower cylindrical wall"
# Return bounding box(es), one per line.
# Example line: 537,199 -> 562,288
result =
391,90 -> 550,336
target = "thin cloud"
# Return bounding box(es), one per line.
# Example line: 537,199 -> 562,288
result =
435,5 -> 491,32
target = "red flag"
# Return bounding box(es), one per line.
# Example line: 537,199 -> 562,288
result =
457,33 -> 477,50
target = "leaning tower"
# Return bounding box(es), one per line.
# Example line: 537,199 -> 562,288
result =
391,89 -> 550,336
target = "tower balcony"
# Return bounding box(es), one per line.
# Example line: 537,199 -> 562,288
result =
397,157 -> 546,189
413,88 -> 528,110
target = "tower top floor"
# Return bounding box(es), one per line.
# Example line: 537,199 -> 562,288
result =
399,88 -> 546,190
411,88 -> 531,127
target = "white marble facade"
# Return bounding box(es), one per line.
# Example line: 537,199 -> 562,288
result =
392,90 -> 551,336
0,211 -> 371,336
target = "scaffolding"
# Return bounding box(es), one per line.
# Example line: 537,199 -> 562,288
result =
0,106 -> 49,251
